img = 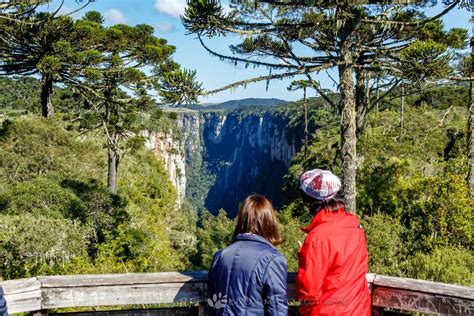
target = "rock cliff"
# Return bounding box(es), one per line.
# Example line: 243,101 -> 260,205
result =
149,104 -> 302,217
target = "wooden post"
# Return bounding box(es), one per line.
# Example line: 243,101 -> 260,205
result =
198,302 -> 206,316
30,309 -> 48,316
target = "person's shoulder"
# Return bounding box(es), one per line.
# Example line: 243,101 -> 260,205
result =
210,246 -> 228,265
304,226 -> 332,248
258,245 -> 286,266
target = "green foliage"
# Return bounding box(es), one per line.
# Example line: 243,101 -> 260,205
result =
181,0 -> 228,37
399,39 -> 451,84
1,177 -> 88,220
0,116 -> 105,183
0,77 -> 40,112
277,207 -> 305,272
406,247 -> 474,286
362,213 -> 406,276
0,116 -> 196,279
103,149 -> 197,272
0,214 -> 90,279
192,209 -> 235,269
0,76 -> 85,118
159,69 -> 202,105
417,21 -> 468,49
358,106 -> 473,252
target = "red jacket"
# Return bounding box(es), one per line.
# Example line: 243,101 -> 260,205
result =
296,208 -> 371,316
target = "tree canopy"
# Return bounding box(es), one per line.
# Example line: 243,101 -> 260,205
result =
1,6 -> 202,192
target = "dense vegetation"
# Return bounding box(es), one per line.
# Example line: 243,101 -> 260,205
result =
0,77 -> 196,278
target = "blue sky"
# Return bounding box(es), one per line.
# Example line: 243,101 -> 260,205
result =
41,0 -> 471,103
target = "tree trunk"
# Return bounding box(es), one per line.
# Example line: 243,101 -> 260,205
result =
400,85 -> 405,142
303,87 -> 308,155
355,69 -> 368,137
339,62 -> 357,214
105,84 -> 120,194
107,131 -> 120,194
41,73 -> 54,118
375,77 -> 380,112
468,36 -> 474,197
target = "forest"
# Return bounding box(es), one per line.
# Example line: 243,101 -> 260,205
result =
0,0 -> 473,289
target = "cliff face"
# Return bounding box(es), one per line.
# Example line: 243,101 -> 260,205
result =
143,130 -> 187,206
150,108 -> 302,217
200,111 -> 299,217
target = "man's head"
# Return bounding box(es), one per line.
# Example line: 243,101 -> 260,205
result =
299,169 -> 345,215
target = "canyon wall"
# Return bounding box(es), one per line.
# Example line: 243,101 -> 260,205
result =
148,107 -> 302,217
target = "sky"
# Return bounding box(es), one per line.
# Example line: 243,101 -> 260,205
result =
40,0 -> 472,103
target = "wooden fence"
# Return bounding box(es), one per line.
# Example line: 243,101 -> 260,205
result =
1,271 -> 473,315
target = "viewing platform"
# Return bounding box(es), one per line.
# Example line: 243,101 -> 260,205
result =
1,271 -> 473,315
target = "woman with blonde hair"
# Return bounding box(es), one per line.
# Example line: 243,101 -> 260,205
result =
206,194 -> 288,316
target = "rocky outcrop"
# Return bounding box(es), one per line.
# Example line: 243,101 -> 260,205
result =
143,130 -> 187,206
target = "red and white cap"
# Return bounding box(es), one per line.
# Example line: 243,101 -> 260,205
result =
300,169 -> 342,201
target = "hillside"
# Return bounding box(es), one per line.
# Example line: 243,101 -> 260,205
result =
163,98 -> 288,112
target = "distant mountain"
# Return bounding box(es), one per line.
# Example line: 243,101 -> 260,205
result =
166,98 -> 288,112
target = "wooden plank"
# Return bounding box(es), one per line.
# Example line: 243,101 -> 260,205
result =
287,272 -> 375,300
1,271 -> 472,315
373,275 -> 474,300
1,278 -> 40,295
366,273 -> 376,284
3,289 -> 42,314
372,287 -> 474,315
42,283 -> 205,310
49,307 -> 200,316
0,278 -> 42,314
39,272 -> 208,288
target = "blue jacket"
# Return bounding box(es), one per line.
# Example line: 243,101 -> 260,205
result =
0,287 -> 8,316
206,233 -> 288,316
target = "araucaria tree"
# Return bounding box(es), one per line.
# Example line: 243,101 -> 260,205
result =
69,12 -> 201,193
0,1 -> 94,117
183,0 -> 467,212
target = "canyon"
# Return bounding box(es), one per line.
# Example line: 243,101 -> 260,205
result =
146,99 -> 303,217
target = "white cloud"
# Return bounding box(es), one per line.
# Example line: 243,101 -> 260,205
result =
104,8 -> 126,24
156,22 -> 176,33
154,0 -> 187,18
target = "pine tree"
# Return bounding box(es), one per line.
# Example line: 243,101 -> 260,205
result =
0,8 -> 99,117
69,12 -> 201,193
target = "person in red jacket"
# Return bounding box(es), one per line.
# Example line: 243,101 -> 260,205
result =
296,169 -> 371,316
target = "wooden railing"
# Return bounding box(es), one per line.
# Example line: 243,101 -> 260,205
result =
1,272 -> 473,315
